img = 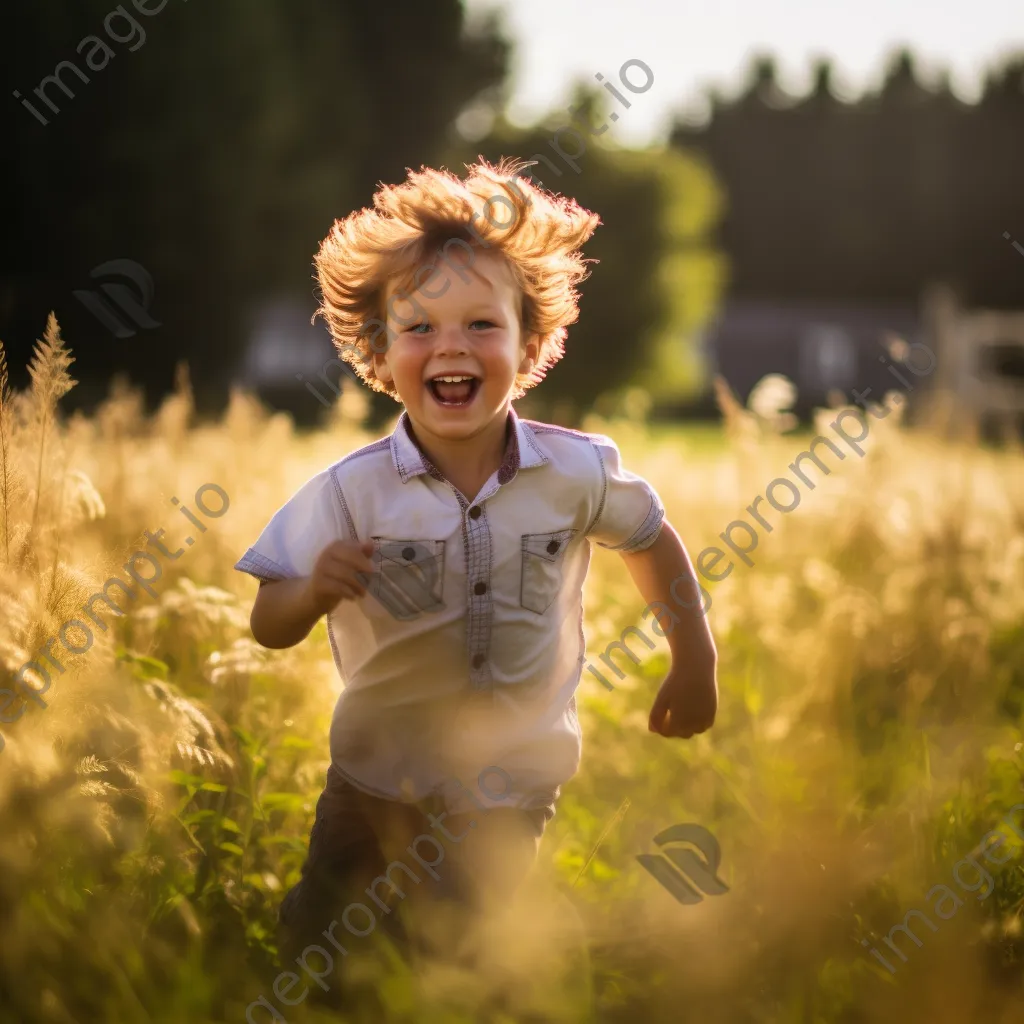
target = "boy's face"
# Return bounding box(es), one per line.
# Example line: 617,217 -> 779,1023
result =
375,252 -> 538,441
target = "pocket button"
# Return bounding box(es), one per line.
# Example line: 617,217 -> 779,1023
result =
520,529 -> 576,615
368,538 -> 446,620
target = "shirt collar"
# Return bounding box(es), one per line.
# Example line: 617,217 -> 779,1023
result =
390,407 -> 548,486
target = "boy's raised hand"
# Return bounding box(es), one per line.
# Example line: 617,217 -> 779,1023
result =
306,540 -> 375,614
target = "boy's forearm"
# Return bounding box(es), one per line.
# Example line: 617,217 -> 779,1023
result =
619,521 -> 717,666
251,577 -> 322,649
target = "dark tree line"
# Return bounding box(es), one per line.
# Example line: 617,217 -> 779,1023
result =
0,0 -> 509,412
670,50 -> 1024,310
5,12 -> 1019,418
454,88 -> 725,420
0,3 -> 725,421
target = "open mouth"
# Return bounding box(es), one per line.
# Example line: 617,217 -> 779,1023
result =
427,374 -> 480,407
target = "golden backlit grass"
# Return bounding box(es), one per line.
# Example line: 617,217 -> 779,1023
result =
1,319 -> 1023,1023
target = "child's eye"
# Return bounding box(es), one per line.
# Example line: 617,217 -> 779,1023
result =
469,320 -> 496,330
407,323 -> 432,334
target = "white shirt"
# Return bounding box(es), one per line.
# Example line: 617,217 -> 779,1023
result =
235,409 -> 664,815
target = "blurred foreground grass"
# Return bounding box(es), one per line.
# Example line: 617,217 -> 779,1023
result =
1,321 -> 1024,1023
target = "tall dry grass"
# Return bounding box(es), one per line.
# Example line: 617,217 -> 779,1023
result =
0,317 -> 1023,1023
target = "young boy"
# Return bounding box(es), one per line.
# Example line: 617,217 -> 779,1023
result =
235,159 -> 718,989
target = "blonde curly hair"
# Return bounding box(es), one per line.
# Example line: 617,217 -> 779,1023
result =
314,158 -> 600,400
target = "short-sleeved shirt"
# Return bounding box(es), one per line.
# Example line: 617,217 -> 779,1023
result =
234,408 -> 664,815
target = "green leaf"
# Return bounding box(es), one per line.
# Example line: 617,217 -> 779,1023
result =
231,725 -> 258,750
117,649 -> 170,680
219,842 -> 245,857
200,782 -> 228,793
261,792 -> 307,813
258,835 -> 308,850
173,815 -> 206,853
167,770 -> 204,788
181,809 -> 219,825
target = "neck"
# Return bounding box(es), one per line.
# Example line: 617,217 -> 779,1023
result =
407,406 -> 511,502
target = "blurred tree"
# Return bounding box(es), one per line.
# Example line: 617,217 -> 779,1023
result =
0,0 -> 510,412
671,48 -> 1024,310
447,87 -> 726,421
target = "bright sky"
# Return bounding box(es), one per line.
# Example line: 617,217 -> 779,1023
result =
464,0 -> 1024,144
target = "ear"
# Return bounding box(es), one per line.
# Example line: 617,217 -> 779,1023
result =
373,347 -> 394,385
519,333 -> 540,377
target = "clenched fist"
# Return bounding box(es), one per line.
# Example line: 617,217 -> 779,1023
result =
648,661 -> 718,740
305,540 -> 375,616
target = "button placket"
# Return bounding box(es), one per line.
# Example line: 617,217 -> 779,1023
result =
459,474 -> 506,690
464,497 -> 493,689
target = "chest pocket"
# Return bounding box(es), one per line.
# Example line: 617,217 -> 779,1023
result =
520,529 -> 577,615
365,538 -> 446,621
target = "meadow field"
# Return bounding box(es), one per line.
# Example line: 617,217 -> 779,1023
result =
2,320 -> 1024,1023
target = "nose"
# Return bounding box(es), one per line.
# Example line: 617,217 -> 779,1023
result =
434,324 -> 470,357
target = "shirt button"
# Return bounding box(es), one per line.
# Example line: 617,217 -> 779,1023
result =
468,506 -> 482,520
402,546 -> 416,560
474,581 -> 487,596
472,654 -> 485,669
546,540 -> 560,554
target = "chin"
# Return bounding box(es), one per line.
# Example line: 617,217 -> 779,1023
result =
418,411 -> 492,438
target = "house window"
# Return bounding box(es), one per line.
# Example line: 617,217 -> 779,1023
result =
978,341 -> 1024,382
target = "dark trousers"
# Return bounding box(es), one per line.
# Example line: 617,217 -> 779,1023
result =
278,766 -> 549,1005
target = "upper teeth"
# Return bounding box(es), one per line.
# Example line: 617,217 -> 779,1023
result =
433,376 -> 473,383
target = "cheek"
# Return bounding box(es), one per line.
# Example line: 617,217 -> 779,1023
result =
477,332 -> 518,370
388,340 -> 426,379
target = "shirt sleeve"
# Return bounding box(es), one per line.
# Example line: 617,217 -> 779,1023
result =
234,469 -> 351,583
586,437 -> 665,553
